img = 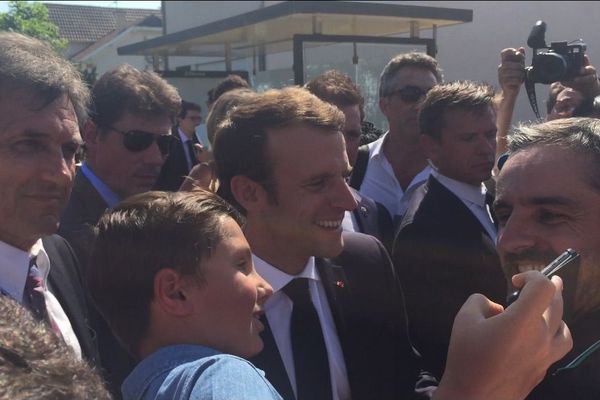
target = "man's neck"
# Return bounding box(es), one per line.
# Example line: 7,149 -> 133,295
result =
244,223 -> 309,276
179,126 -> 194,140
383,130 -> 428,191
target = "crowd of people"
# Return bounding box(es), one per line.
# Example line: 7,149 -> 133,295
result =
3,29 -> 600,400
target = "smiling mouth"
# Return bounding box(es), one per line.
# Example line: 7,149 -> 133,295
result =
515,264 -> 547,273
316,219 -> 343,229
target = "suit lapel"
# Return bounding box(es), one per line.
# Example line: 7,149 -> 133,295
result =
251,315 -> 295,400
315,258 -> 349,350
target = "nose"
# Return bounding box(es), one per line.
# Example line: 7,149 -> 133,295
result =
254,270 -> 273,305
145,140 -> 168,166
333,180 -> 358,212
496,212 -> 537,257
40,146 -> 75,187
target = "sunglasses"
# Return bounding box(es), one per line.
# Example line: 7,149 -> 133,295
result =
106,127 -> 177,155
386,85 -> 431,102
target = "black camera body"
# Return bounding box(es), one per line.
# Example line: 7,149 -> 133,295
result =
527,21 -> 586,84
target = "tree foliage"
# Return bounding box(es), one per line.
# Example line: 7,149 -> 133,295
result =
0,1 -> 68,52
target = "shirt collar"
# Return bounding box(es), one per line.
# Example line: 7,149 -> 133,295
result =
432,170 -> 487,207
0,238 -> 49,302
81,163 -> 121,208
252,254 -> 319,293
178,127 -> 192,143
369,132 -> 387,160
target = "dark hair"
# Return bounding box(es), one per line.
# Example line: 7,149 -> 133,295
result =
179,100 -> 202,119
419,81 -> 496,140
0,32 -> 90,126
0,296 -> 111,399
213,87 -> 344,212
87,190 -> 243,357
90,64 -> 181,129
379,52 -> 443,97
509,117 -> 600,190
305,70 -> 364,116
208,74 -> 250,105
206,89 -> 256,146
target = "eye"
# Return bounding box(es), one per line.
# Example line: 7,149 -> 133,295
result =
305,178 -> 327,192
236,259 -> 251,275
461,134 -> 476,142
538,209 -> 567,225
62,142 -> 80,160
13,139 -> 45,154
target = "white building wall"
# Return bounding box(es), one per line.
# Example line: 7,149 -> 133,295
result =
161,1 -> 600,124
79,27 -> 162,76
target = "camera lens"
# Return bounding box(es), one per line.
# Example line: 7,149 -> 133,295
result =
533,53 -> 567,84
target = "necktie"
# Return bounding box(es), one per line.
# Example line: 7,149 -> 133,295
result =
283,278 -> 333,400
186,139 -> 198,170
24,257 -> 60,335
24,257 -> 49,322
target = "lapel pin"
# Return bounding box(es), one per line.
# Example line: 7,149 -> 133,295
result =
335,280 -> 345,288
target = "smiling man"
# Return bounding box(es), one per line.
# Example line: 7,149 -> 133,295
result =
393,81 -> 507,378
58,63 -> 181,398
494,117 -> 600,400
0,32 -> 98,365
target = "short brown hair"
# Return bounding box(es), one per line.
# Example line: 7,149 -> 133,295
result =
208,74 -> 250,105
419,81 -> 496,140
305,70 -> 364,115
0,296 -> 111,399
379,52 -> 443,97
0,32 -> 90,127
206,88 -> 256,146
87,190 -> 243,357
90,64 -> 181,129
213,87 -> 344,212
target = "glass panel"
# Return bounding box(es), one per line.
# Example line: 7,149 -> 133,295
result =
302,41 -> 430,132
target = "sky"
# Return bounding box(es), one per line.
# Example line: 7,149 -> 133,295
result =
0,1 -> 162,12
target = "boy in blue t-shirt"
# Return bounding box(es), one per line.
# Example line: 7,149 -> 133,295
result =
87,190 -> 280,400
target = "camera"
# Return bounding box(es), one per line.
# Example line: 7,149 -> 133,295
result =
526,21 -> 586,84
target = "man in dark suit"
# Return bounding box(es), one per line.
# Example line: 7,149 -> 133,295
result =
0,32 -> 98,365
305,70 -> 393,249
393,81 -> 507,378
212,87 -> 571,400
155,100 -> 205,191
58,64 -> 182,398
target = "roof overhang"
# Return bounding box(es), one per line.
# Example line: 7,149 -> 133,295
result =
118,1 -> 472,58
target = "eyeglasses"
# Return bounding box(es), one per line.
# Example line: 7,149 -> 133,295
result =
386,85 -> 431,102
106,127 -> 177,155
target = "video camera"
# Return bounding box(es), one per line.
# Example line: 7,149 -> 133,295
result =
524,21 -> 587,119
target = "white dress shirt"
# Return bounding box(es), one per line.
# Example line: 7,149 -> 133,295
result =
0,239 -> 82,358
253,254 -> 351,400
359,133 -> 432,219
433,170 -> 497,243
178,128 -> 195,171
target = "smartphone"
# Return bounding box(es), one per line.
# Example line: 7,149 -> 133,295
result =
506,249 -> 579,306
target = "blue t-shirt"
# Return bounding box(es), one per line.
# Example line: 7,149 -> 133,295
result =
122,344 -> 283,400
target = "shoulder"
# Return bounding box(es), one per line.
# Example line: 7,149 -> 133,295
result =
169,354 -> 282,400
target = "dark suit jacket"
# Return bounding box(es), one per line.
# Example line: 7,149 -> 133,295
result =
43,234 -> 99,364
59,168 -> 108,274
351,188 -> 394,252
155,129 -> 197,192
392,175 -> 506,378
251,232 -> 430,400
527,310 -> 600,400
59,169 -> 134,399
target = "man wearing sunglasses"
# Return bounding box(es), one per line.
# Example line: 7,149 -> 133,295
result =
59,63 -> 181,398
355,53 -> 443,224
156,100 -> 207,191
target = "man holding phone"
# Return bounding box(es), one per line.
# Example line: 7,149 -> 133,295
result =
494,117 -> 600,399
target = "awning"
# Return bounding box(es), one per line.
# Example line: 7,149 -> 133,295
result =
118,1 -> 472,58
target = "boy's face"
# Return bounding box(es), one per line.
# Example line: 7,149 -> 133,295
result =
188,216 -> 272,358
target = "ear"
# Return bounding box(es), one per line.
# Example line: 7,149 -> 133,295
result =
420,134 -> 441,164
81,119 -> 101,145
153,269 -> 195,317
230,175 -> 268,212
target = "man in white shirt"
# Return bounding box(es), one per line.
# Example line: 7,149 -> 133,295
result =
0,32 -> 98,364
213,87 -> 572,400
393,81 -> 507,378
357,52 -> 443,223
